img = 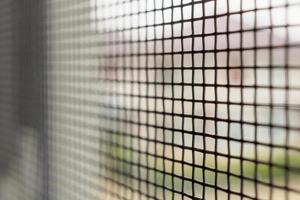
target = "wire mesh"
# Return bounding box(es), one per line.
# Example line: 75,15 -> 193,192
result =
0,0 -> 47,200
1,0 -> 300,199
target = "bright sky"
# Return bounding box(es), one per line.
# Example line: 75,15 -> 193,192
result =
91,0 -> 300,42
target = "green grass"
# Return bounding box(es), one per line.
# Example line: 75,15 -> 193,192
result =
109,144 -> 300,190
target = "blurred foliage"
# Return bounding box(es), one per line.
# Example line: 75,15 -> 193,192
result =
109,142 -> 300,191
